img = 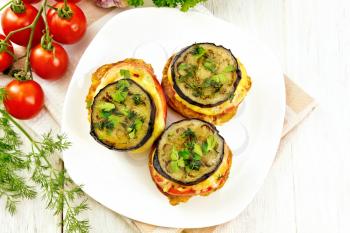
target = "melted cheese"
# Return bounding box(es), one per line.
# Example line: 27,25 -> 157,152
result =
167,59 -> 251,116
92,61 -> 166,153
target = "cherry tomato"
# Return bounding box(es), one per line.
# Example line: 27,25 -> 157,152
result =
30,42 -> 69,80
3,80 -> 44,120
55,0 -> 81,3
47,3 -> 87,44
0,34 -> 14,72
23,0 -> 42,3
1,4 -> 44,47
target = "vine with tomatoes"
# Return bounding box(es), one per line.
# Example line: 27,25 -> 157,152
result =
0,0 -> 86,119
0,1 -> 90,232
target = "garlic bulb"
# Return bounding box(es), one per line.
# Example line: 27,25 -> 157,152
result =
95,0 -> 128,8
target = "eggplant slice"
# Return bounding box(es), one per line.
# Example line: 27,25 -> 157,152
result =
171,43 -> 242,108
153,119 -> 225,186
90,78 -> 155,151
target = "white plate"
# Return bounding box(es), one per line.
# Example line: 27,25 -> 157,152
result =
62,8 -> 285,228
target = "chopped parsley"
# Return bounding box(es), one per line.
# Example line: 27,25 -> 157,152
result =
192,45 -> 206,58
202,135 -> 217,154
127,118 -> 144,139
182,128 -> 196,141
188,160 -> 201,170
132,94 -> 144,105
177,63 -> 197,83
95,120 -> 114,131
223,64 -> 236,73
168,128 -> 209,173
127,110 -> 138,120
97,102 -> 115,111
113,80 -> 130,103
108,115 -> 121,127
120,69 -> 131,78
203,59 -> 217,73
178,149 -> 190,159
193,143 -> 203,156
169,148 -> 190,172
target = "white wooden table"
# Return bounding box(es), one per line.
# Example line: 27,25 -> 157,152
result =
1,0 -> 350,232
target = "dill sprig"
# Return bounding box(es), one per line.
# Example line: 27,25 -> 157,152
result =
0,115 -> 36,215
0,88 -> 90,233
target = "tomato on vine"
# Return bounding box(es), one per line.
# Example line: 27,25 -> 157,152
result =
47,2 -> 87,44
30,39 -> 69,80
1,2 -> 44,46
55,0 -> 81,3
22,0 -> 42,3
3,80 -> 44,120
0,34 -> 14,73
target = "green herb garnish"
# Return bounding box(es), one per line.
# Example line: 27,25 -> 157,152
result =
112,90 -> 127,103
178,149 -> 190,160
127,118 -> 144,139
97,102 -> 115,111
99,110 -> 112,119
182,128 -> 196,141
223,64 -> 236,73
170,160 -> 179,172
170,147 -> 179,160
193,143 -> 203,156
188,160 -> 201,170
132,94 -> 144,105
169,147 -> 187,172
203,59 -> 217,73
116,79 -> 130,90
192,45 -> 206,58
120,69 -> 131,78
202,134 -> 217,154
108,115 -> 121,127
113,80 -> 130,103
127,110 -> 137,120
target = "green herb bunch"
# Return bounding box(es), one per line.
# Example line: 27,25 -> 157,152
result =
128,0 -> 207,12
0,89 -> 89,233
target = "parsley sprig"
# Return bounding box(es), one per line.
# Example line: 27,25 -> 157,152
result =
169,129 -> 218,173
128,0 -> 206,12
0,89 -> 89,233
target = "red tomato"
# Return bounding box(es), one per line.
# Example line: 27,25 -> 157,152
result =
23,0 -> 42,3
0,34 -> 14,72
30,42 -> 69,80
55,0 -> 81,3
167,187 -> 196,196
3,80 -> 44,120
47,3 -> 87,44
1,4 -> 44,46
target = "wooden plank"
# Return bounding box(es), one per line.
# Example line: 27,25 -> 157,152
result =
282,1 -> 350,233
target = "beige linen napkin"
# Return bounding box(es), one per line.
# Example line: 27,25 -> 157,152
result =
0,1 -> 316,232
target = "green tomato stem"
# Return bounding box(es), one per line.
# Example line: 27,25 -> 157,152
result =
4,24 -> 32,43
0,1 -> 11,12
23,6 -> 44,76
10,0 -> 25,13
41,0 -> 53,51
63,0 -> 68,9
